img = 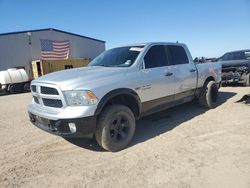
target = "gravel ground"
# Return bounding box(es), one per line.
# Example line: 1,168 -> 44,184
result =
0,87 -> 250,188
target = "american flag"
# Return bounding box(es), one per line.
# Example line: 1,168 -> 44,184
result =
40,39 -> 70,60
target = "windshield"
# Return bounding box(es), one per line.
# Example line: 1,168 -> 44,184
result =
221,50 -> 250,61
88,46 -> 144,67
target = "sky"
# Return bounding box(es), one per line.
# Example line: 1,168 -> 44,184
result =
0,0 -> 249,58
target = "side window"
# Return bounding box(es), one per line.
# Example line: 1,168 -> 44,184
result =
167,45 -> 189,65
144,45 -> 168,69
223,52 -> 247,60
232,52 -> 245,60
245,51 -> 250,60
222,53 -> 230,61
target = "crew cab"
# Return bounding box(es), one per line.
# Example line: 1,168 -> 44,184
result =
217,49 -> 250,86
28,42 -> 221,151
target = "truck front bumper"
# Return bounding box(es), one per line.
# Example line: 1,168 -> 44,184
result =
221,72 -> 248,84
28,113 -> 96,137
27,103 -> 97,137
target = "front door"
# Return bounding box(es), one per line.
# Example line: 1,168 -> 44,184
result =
139,45 -> 175,113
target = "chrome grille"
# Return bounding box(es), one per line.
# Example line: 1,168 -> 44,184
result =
31,85 -> 37,92
41,86 -> 59,95
31,84 -> 64,109
42,98 -> 63,108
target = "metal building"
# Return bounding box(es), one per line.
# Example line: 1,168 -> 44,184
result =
0,28 -> 105,77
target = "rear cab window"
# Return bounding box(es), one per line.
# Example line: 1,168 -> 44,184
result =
167,45 -> 189,65
144,45 -> 169,69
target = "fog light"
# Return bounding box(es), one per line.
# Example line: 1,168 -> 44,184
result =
68,123 -> 76,133
1,84 -> 6,89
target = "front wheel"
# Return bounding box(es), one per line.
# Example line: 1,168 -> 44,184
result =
95,104 -> 136,152
198,80 -> 219,109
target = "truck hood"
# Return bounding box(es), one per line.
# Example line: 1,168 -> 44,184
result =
32,66 -> 128,90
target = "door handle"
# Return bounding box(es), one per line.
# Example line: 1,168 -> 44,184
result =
165,72 -> 173,76
190,69 -> 196,72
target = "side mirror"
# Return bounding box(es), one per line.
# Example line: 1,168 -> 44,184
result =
193,57 -> 198,63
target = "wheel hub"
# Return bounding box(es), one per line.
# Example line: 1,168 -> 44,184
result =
110,113 -> 129,141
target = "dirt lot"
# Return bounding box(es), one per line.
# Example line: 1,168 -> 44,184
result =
0,87 -> 250,188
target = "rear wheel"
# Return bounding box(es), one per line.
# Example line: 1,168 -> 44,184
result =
95,104 -> 136,152
9,84 -> 24,94
199,80 -> 218,109
9,84 -> 17,94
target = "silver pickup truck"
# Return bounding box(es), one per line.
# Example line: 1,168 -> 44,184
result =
28,42 -> 221,151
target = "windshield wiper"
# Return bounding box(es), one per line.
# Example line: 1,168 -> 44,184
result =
90,64 -> 106,67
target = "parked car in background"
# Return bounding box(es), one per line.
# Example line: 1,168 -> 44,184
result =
217,49 -> 250,86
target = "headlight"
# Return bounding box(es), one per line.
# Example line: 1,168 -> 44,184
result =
64,90 -> 98,106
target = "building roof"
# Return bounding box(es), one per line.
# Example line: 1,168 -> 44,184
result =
0,28 -> 105,43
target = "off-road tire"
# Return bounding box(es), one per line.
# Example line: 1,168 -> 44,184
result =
95,104 -> 136,152
199,80 -> 218,109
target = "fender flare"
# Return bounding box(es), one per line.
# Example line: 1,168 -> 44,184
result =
95,88 -> 141,117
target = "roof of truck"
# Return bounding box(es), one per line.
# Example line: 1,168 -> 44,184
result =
119,42 -> 185,48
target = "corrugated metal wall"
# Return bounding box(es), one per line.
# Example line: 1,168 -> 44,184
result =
0,30 -> 105,77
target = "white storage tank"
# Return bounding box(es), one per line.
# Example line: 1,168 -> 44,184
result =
0,68 -> 28,85
0,68 -> 30,93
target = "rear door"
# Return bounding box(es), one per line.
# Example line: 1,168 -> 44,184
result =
140,45 -> 175,109
166,45 -> 197,100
